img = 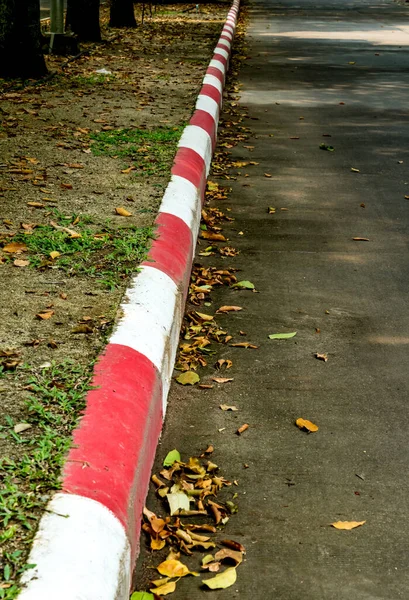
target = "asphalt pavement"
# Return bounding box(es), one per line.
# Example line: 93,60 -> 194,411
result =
135,0 -> 409,597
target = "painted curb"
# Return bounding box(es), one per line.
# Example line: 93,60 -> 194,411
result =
19,3 -> 240,599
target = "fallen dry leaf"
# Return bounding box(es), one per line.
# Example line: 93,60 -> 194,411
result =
220,404 -> 238,411
60,183 -> 73,190
13,423 -> 32,434
351,168 -> 360,173
13,259 -> 29,267
202,567 -> 237,589
150,580 -> 176,596
295,418 -> 318,433
157,559 -> 190,578
315,353 -> 328,362
264,173 -> 272,178
230,342 -> 258,349
212,377 -> 234,384
331,520 -> 366,530
36,310 -> 54,320
26,202 -> 44,208
200,231 -> 227,242
176,371 -> 200,385
49,251 -> 61,260
71,324 -> 93,334
3,242 -> 28,254
121,166 -> 136,174
216,306 -> 243,313
115,207 -> 132,217
214,548 -> 243,566
353,237 -> 369,242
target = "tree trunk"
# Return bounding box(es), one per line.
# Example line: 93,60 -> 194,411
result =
0,0 -> 47,79
110,0 -> 136,28
66,0 -> 101,41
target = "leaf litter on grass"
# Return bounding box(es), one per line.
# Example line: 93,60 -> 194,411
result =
138,448 -> 245,596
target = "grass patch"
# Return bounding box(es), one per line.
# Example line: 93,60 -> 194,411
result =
90,125 -> 183,176
0,361 -> 94,599
12,210 -> 154,290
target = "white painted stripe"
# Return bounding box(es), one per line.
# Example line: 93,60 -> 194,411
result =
224,24 -> 235,33
196,94 -> 220,123
209,58 -> 226,74
159,175 -> 202,239
203,73 -> 223,94
19,494 -> 130,600
221,29 -> 233,40
218,38 -> 231,50
111,266 -> 179,381
214,47 -> 229,61
178,125 -> 213,175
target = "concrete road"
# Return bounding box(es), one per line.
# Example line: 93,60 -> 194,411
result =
135,0 -> 409,597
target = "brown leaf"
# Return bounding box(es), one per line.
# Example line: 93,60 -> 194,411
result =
214,548 -> 243,565
66,163 -> 84,169
61,183 -> 73,190
264,173 -> 272,178
198,384 -> 213,389
216,306 -> 243,313
3,242 -> 28,254
353,237 -> 369,241
14,423 -> 32,434
13,259 -> 29,267
221,539 -> 246,553
27,202 -> 44,208
220,404 -> 238,411
230,342 -> 258,349
121,166 -> 136,174
295,418 -> 318,433
36,310 -> 54,320
212,377 -> 234,384
115,207 -> 132,217
236,423 -> 249,434
315,353 -> 328,362
47,339 -> 58,349
331,520 -> 366,530
200,231 -> 227,242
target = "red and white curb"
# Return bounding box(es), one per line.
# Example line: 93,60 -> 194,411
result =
19,2 -> 240,599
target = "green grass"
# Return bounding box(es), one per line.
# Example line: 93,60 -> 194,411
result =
0,361 -> 94,599
90,125 -> 183,176
11,210 -> 154,290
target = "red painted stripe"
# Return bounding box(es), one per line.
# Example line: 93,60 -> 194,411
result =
206,66 -> 224,83
213,53 -> 228,67
172,146 -> 206,190
63,344 -> 163,560
190,109 -> 217,149
216,42 -> 230,52
220,34 -> 232,43
200,83 -> 222,105
143,212 -> 193,286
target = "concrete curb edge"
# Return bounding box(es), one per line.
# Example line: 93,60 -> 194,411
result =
19,3 -> 240,598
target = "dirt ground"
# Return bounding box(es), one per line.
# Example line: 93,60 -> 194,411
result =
0,3 -> 231,595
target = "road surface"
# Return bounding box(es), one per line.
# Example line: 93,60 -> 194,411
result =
135,0 -> 409,597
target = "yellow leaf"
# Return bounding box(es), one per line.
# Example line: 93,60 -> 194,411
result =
351,168 -> 360,173
216,306 -> 242,313
151,537 -> 166,551
207,181 -> 219,191
353,237 -> 369,242
150,581 -> 176,595
121,166 -> 136,174
3,242 -> 28,254
50,251 -> 61,260
202,567 -> 237,589
176,371 -> 200,386
157,559 -> 189,578
331,520 -> 366,530
115,207 -> 132,217
200,231 -> 226,242
296,418 -> 318,433
195,312 -> 214,321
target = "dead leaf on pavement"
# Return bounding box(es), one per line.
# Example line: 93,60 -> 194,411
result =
331,520 -> 366,530
212,377 -> 234,384
353,237 -> 369,241
202,566 -> 237,589
351,168 -> 360,173
3,242 -> 28,254
115,207 -> 132,217
150,580 -> 176,596
264,173 -> 272,178
200,231 -> 227,242
296,418 -> 318,433
222,539 -> 246,553
157,559 -> 190,578
230,342 -> 258,349
220,404 -> 238,411
315,353 -> 328,362
216,306 -> 242,313
214,548 -> 243,565
215,359 -> 233,369
176,371 -> 200,385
